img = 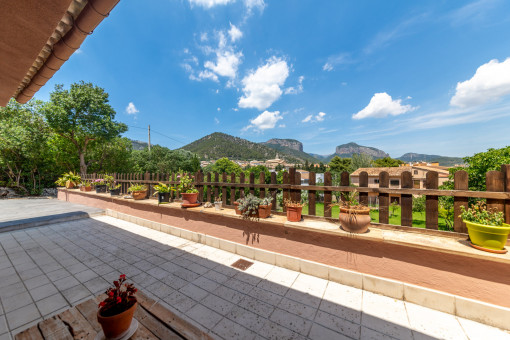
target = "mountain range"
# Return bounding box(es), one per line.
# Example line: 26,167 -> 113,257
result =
131,132 -> 463,167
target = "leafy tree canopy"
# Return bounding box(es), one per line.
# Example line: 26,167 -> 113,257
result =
329,156 -> 351,173
204,157 -> 243,176
462,146 -> 510,191
372,157 -> 404,167
349,153 -> 373,172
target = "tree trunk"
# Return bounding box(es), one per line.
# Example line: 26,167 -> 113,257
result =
80,152 -> 87,174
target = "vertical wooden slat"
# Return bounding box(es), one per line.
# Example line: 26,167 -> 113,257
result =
359,171 -> 368,206
197,171 -> 204,202
425,171 -> 438,230
295,172 -> 301,203
206,172 -> 211,203
454,170 -> 468,233
502,165 -> 510,224
308,171 -> 316,216
239,173 -> 245,198
271,172 -> 277,211
170,173 -> 175,200
230,173 -> 236,205
259,172 -> 266,199
401,171 -> 413,227
249,172 -> 255,196
379,171 -> 389,224
222,172 -> 227,206
340,171 -> 349,203
486,170 -> 505,214
324,172 -> 332,218
214,172 -> 219,202
145,172 -> 150,198
289,168 -> 297,203
283,171 -> 290,212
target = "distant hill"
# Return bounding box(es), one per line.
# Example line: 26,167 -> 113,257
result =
180,132 -> 312,164
131,140 -> 148,151
397,153 -> 464,167
262,139 -> 319,163
309,142 -> 389,162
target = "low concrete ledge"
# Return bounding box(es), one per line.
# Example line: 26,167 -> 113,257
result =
58,189 -> 510,330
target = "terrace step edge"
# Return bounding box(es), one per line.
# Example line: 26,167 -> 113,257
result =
104,209 -> 510,332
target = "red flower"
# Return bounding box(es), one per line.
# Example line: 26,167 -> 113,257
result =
99,301 -> 106,307
119,274 -> 126,280
108,291 -> 114,297
116,297 -> 122,304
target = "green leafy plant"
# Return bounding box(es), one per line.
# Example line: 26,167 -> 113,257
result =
81,180 -> 92,187
93,178 -> 106,186
215,194 -> 222,203
55,171 -> 81,187
153,183 -> 173,195
128,183 -> 147,193
260,195 -> 273,206
176,173 -> 198,193
283,199 -> 306,208
237,194 -> 262,220
460,201 -> 504,227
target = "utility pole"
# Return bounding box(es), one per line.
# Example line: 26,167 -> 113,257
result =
148,125 -> 151,152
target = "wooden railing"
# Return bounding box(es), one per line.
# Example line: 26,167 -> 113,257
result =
81,165 -> 510,234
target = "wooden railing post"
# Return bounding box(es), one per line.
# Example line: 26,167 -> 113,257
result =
502,165 -> 510,224
230,173 -> 236,205
426,171 -> 438,229
249,172 -> 255,196
340,171 -> 349,204
222,172 -> 227,206
295,172 -> 301,203
214,172 -> 219,202
197,171 -> 204,202
379,171 -> 389,224
206,173 -> 211,203
270,172 -> 277,211
282,171 -> 289,212
324,171 -> 332,218
289,168 -> 296,203
454,170 -> 468,233
239,173 -> 245,199
308,171 -> 316,216
259,172 -> 266,199
359,171 -> 368,206
401,171 -> 412,227
144,172 -> 150,198
486,170 -> 505,214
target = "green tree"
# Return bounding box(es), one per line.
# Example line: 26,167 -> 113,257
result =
41,82 -> 127,174
462,146 -> 510,191
372,157 -> 404,167
205,157 -> 243,176
245,165 -> 271,184
86,137 -> 134,174
329,156 -> 351,173
131,146 -> 198,173
349,153 -> 373,172
412,195 -> 426,216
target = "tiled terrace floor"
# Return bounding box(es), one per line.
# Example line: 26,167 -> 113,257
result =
0,215 -> 509,340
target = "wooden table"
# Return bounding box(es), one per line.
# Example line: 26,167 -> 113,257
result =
15,292 -> 213,340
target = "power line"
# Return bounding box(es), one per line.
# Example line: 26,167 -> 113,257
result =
126,125 -> 187,146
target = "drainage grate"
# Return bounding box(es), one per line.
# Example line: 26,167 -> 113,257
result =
231,259 -> 254,271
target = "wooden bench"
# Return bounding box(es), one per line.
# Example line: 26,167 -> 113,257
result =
15,291 -> 213,340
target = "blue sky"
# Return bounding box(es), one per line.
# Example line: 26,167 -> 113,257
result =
35,0 -> 510,158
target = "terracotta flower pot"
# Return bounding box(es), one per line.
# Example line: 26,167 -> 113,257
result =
286,206 -> 302,222
98,301 -> 137,339
339,207 -> 371,233
66,182 -> 75,189
181,192 -> 198,205
258,205 -> 272,218
80,186 -> 92,192
234,202 -> 242,215
132,190 -> 147,200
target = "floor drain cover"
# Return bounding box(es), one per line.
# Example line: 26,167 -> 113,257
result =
231,259 -> 254,271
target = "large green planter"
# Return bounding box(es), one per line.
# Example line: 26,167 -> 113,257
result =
464,220 -> 510,250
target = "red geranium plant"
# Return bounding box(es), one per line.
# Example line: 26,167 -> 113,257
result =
98,274 -> 137,317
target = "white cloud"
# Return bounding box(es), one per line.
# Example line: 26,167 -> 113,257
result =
238,57 -> 289,110
279,124 -> 286,128
242,110 -> 283,131
228,23 -> 243,42
125,102 -> 139,115
450,58 -> 510,108
323,63 -> 333,72
214,117 -> 220,124
188,0 -> 234,8
217,107 -> 221,111
189,70 -> 219,82
244,0 -> 265,14
302,111 -> 326,123
322,53 -> 352,71
353,92 -> 416,119
284,76 -> 304,95
205,50 -> 243,79
200,32 -> 208,42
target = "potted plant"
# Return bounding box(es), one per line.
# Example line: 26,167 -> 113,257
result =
237,194 -> 263,220
177,173 -> 199,205
109,183 -> 122,196
336,190 -> 371,233
259,195 -> 273,218
153,183 -> 173,204
214,196 -> 222,211
80,181 -> 92,192
55,171 -> 81,189
128,183 -> 148,200
97,274 -> 138,339
284,199 -> 305,222
460,201 -> 510,253
93,178 -> 107,193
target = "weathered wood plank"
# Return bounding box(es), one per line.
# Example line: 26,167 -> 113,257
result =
502,165 -> 510,224
58,307 -> 97,340
230,173 -> 236,205
486,170 -> 505,215
271,172 -> 277,211
75,298 -> 102,332
14,326 -> 44,340
222,172 -> 227,206
308,171 -> 316,216
454,170 -> 468,233
239,172 -> 245,198
289,168 -> 297,203
401,171 -> 413,227
134,306 -> 181,339
426,171 -> 439,230
214,172 -> 219,202
38,317 -> 74,340
295,172 -> 301,203
259,172 -> 266,199
249,172 -> 255,196
340,171 -> 349,204
197,171 -> 204,203
379,172 -> 389,224
324,172 -> 332,218
283,171 -> 289,212
206,172 -> 211,203
359,171 -> 368,206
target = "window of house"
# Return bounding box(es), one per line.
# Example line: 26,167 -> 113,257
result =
390,179 -> 399,186
414,170 -> 418,175
413,180 -> 420,189
373,179 -> 379,184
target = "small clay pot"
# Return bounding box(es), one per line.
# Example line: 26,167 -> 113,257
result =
181,192 -> 198,205
339,207 -> 371,233
132,190 -> 147,200
80,186 -> 92,192
97,301 -> 137,339
234,202 -> 242,215
258,205 -> 272,218
66,182 -> 75,189
286,206 -> 302,222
